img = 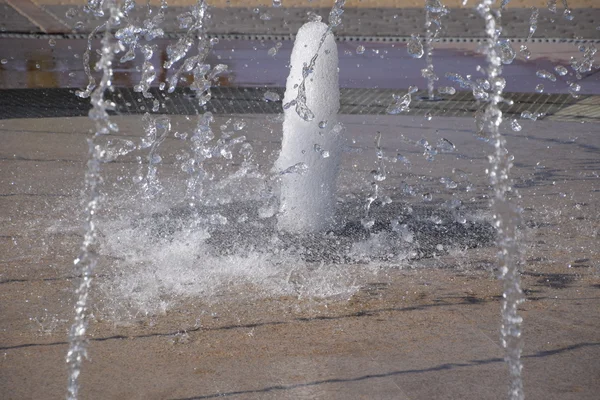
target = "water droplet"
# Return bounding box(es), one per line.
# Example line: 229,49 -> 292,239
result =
260,12 -> 272,21
318,120 -> 328,129
563,8 -> 574,21
528,7 -> 539,39
272,0 -> 282,7
498,40 -> 516,64
48,39 -> 56,47
307,12 -> 322,22
263,91 -> 280,102
422,192 -> 432,202
65,8 -> 77,19
386,91 -> 413,115
233,119 -> 246,131
73,21 -> 85,31
356,45 -> 365,55
521,110 -> 543,121
436,138 -> 455,153
554,65 -> 568,76
511,119 -> 522,132
314,144 -> 330,158
440,177 -> 458,189
424,112 -> 432,121
568,82 -> 581,98
407,34 -> 424,58
438,86 -> 456,95
536,69 -> 557,82
0,59 -> 7,65
535,84 -> 544,93
519,45 -> 531,60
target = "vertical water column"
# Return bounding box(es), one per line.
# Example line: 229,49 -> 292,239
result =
477,1 -> 525,400
275,21 -> 342,233
66,2 -> 120,400
423,0 -> 448,100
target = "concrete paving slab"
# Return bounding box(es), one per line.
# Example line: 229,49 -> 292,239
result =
0,113 -> 598,399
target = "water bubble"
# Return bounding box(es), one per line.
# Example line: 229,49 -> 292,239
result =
438,86 -> 456,95
554,65 -> 568,76
511,119 -> 522,132
407,34 -> 424,58
318,120 -> 328,129
535,84 -> 544,93
356,45 -> 365,55
263,91 -> 280,102
0,59 -> 7,65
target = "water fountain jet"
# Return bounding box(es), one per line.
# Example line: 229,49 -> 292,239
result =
275,21 -> 342,234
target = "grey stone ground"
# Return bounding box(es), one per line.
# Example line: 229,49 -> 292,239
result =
0,114 -> 598,399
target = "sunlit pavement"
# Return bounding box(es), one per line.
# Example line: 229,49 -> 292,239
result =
0,112 -> 599,399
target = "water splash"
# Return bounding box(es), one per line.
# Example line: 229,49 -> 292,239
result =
386,86 -> 417,114
476,1 -> 525,399
66,3 -> 121,399
75,22 -> 107,99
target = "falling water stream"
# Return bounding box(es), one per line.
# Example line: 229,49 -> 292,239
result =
477,1 -> 525,399
66,2 -> 120,399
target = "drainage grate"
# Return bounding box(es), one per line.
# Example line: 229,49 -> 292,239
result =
0,87 -> 588,120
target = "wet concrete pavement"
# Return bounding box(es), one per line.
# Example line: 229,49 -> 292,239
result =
0,113 -> 599,399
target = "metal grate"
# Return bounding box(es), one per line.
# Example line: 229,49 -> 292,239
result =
0,87 -> 589,120
2,5 -> 599,40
